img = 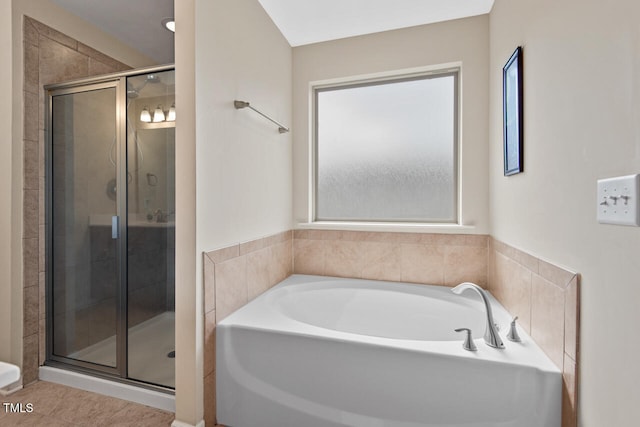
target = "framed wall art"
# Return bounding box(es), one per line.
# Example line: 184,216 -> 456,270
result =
503,46 -> 523,176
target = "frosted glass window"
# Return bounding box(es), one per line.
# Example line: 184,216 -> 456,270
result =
315,73 -> 458,222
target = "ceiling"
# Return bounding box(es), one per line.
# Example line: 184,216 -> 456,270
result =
51,0 -> 494,64
51,0 -> 175,64
258,0 -> 495,46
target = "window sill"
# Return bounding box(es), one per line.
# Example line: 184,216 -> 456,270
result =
295,221 -> 477,234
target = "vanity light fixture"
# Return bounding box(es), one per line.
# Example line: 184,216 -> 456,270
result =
162,18 -> 175,33
140,106 -> 152,123
153,105 -> 165,123
167,102 -> 176,121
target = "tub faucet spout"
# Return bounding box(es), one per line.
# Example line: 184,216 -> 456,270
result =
451,282 -> 505,349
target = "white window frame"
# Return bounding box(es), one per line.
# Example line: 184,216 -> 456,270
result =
311,66 -> 461,225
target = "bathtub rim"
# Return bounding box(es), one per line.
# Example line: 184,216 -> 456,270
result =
218,274 -> 560,374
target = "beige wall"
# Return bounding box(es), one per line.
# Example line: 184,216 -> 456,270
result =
175,0 -> 292,424
174,0 -> 198,424
489,0 -> 640,425
292,15 -> 490,233
0,0 -> 18,366
195,0 -> 293,251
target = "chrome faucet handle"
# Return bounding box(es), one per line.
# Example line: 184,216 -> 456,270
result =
454,328 -> 478,352
507,316 -> 522,342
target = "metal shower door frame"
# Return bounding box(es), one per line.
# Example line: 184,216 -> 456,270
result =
45,77 -> 127,378
44,64 -> 174,387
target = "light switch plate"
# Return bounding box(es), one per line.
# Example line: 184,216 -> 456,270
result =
597,174 -> 640,226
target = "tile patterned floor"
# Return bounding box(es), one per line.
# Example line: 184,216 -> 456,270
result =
0,381 -> 174,426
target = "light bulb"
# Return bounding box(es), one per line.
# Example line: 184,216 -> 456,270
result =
140,106 -> 151,123
153,105 -> 165,122
167,103 -> 176,121
162,18 -> 175,33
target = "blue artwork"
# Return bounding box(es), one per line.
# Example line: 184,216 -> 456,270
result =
503,46 -> 523,176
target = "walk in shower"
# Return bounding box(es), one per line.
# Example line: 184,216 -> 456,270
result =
45,65 -> 175,390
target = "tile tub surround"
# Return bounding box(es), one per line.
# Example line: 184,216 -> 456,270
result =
489,238 -> 580,427
203,230 -> 293,426
206,230 -> 580,427
22,16 -> 131,385
293,230 -> 489,287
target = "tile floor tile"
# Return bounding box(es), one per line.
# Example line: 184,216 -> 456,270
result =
1,381 -> 174,426
97,402 -> 175,427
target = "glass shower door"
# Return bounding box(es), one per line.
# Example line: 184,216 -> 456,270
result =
126,70 -> 176,388
49,82 -> 124,373
47,66 -> 175,389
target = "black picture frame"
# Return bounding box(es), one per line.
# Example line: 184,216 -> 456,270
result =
503,46 -> 523,176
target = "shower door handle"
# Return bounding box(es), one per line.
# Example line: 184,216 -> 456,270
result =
112,215 -> 119,239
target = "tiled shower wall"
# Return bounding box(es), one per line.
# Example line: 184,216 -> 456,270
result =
22,16 -> 130,384
205,230 -> 579,427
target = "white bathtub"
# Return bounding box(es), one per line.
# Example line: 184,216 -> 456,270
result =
216,275 -> 561,427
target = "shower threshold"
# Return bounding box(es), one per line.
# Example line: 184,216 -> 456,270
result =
39,366 -> 175,412
41,312 -> 175,412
